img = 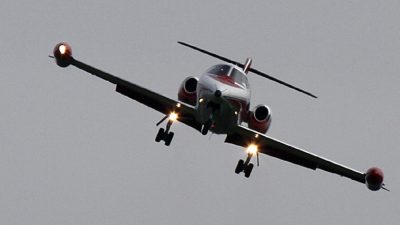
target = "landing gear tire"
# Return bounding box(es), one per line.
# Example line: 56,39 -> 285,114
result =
201,120 -> 212,135
155,128 -> 174,146
155,128 -> 165,142
235,159 -> 245,174
164,132 -> 174,146
244,163 -> 254,178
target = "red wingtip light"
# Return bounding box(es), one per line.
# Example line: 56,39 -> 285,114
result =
365,167 -> 384,191
53,42 -> 73,67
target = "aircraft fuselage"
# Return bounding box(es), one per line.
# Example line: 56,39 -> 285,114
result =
196,64 -> 251,134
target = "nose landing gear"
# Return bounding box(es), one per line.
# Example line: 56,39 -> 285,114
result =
201,119 -> 212,135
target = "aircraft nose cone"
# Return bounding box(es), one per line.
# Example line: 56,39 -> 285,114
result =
214,89 -> 222,97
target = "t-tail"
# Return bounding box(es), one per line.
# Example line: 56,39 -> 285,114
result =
178,41 -> 317,98
243,57 -> 252,74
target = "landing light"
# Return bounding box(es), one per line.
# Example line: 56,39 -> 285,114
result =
169,112 -> 178,121
59,44 -> 67,55
246,144 -> 258,155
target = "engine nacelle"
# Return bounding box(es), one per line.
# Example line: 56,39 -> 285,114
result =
53,42 -> 73,67
178,76 -> 198,106
248,105 -> 271,134
365,167 -> 384,191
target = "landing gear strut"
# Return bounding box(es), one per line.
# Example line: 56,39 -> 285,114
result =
155,114 -> 176,146
235,153 -> 256,178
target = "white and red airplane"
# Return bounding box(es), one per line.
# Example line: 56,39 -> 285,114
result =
52,41 -> 386,191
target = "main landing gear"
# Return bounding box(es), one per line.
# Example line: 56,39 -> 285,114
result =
155,113 -> 176,146
155,127 -> 174,146
235,145 -> 259,178
235,153 -> 255,178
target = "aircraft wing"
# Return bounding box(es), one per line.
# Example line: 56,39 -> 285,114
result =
66,58 -> 202,132
225,125 -> 366,184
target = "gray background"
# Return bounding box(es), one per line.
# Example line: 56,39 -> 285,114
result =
1,1 -> 399,224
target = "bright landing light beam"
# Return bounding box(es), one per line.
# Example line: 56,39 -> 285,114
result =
246,144 -> 258,155
169,112 -> 178,121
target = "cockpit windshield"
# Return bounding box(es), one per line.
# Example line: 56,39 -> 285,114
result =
207,65 -> 231,76
230,68 -> 249,88
207,65 -> 249,88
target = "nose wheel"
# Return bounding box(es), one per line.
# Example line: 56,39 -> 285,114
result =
201,119 -> 212,135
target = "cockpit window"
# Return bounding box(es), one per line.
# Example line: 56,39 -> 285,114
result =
207,65 -> 231,76
230,68 -> 249,88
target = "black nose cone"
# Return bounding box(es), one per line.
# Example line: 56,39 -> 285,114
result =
214,90 -> 222,97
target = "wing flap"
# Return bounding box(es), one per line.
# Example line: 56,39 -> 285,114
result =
70,58 -> 202,132
116,84 -> 202,131
225,132 -> 317,170
115,83 -> 174,114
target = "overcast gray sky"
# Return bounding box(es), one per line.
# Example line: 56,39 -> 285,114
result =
1,1 -> 399,224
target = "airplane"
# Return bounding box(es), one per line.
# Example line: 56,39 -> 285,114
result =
51,41 -> 387,191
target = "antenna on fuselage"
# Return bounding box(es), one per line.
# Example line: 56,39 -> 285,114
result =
177,41 -> 317,98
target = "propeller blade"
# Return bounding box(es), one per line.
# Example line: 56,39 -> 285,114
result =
178,41 -> 317,98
